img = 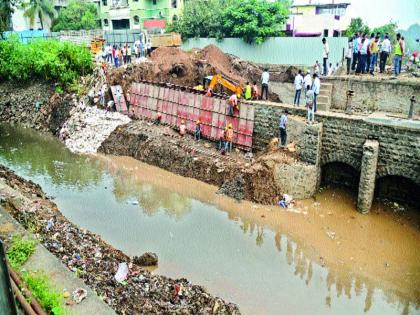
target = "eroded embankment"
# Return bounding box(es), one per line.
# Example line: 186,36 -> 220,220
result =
0,165 -> 240,315
99,120 -> 315,204
0,81 -> 74,134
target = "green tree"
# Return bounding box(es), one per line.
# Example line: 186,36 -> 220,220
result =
52,0 -> 99,31
168,0 -> 290,44
222,0 -> 289,44
23,0 -> 55,30
344,17 -> 370,37
373,21 -> 398,45
0,0 -> 20,34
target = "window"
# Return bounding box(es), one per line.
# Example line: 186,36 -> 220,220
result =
134,16 -> 140,24
102,0 -> 107,6
172,15 -> 178,22
103,19 -> 109,26
152,0 -> 156,4
171,0 -> 177,8
323,29 -> 329,37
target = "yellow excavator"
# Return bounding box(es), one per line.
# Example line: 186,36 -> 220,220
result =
205,74 -> 243,96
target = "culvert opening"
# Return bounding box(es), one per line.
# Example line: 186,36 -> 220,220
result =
321,162 -> 360,192
375,176 -> 420,206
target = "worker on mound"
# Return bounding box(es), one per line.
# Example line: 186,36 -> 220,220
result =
228,93 -> 240,116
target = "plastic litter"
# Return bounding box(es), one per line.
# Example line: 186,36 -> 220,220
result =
114,263 -> 129,283
72,288 -> 87,304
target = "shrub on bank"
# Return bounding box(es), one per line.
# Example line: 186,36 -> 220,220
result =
0,37 -> 93,86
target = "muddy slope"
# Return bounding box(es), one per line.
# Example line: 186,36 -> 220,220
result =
0,81 -> 74,134
99,120 -> 297,205
0,165 -> 240,314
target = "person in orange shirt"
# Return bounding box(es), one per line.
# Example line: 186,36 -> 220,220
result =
179,120 -> 186,136
224,123 -> 234,152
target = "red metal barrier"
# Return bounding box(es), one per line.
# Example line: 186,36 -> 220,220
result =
128,82 -> 255,150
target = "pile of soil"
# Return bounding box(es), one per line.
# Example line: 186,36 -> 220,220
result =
106,45 -> 281,101
99,120 -> 299,205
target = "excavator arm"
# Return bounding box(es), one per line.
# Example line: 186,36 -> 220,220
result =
207,74 -> 243,96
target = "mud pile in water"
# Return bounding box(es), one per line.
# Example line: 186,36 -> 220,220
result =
106,45 -> 281,101
0,165 -> 240,314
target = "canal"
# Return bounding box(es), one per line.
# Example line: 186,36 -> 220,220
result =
0,124 -> 419,315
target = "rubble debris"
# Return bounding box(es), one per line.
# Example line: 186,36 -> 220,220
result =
0,165 -> 240,315
217,176 -> 245,201
107,45 -> 281,101
133,252 -> 158,267
114,263 -> 129,283
60,102 -> 130,154
72,288 -> 87,304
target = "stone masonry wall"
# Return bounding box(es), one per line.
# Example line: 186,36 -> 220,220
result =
253,103 -> 420,188
325,77 -> 420,115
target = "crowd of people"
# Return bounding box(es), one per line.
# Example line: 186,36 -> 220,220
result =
344,32 -> 409,76
98,39 -> 152,68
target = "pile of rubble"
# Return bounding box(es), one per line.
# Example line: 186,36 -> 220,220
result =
0,165 -> 240,314
60,101 -> 130,154
107,45 -> 288,101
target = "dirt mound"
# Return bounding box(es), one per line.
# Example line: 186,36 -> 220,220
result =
107,45 -> 281,101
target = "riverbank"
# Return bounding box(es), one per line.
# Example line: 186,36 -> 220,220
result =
0,164 -> 240,314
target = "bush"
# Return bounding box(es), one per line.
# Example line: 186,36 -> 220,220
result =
6,234 -> 37,269
0,36 -> 93,86
52,0 -> 99,32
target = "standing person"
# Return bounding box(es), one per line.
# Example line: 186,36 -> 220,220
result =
194,120 -> 202,140
179,120 -> 186,136
118,47 -> 123,67
252,81 -> 259,100
365,33 -> 374,73
217,128 -> 225,151
293,70 -> 303,106
400,36 -> 406,74
313,61 -> 320,75
261,68 -> 269,100
345,38 -> 353,75
305,85 -> 315,124
113,46 -> 119,67
312,73 -> 320,112
134,39 -> 140,59
106,44 -> 112,63
279,110 -> 289,148
127,45 -> 132,64
228,93 -> 238,116
244,82 -> 252,100
115,87 -> 122,110
322,37 -> 329,76
369,35 -> 380,75
327,62 -> 335,76
122,44 -> 127,64
303,70 -> 312,94
394,33 -> 403,75
356,36 -> 368,74
225,124 -> 234,153
351,33 -> 361,71
147,40 -> 152,57
380,33 -> 391,73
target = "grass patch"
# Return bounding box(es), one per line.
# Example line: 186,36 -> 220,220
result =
23,271 -> 65,315
6,234 -> 36,269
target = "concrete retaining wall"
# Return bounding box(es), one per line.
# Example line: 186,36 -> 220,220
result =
326,77 -> 420,115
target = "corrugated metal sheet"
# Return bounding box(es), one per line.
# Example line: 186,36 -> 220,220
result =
129,82 -> 255,150
182,37 -> 349,66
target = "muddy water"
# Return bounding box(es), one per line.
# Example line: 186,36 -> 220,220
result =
0,123 -> 419,315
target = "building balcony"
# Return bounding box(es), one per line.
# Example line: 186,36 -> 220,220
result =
110,0 -> 129,9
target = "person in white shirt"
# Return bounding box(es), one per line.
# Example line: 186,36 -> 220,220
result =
322,38 -> 329,76
380,34 -> 391,73
327,63 -> 335,76
293,70 -> 304,106
261,69 -> 270,100
345,39 -> 353,75
303,70 -> 312,94
312,73 -> 321,112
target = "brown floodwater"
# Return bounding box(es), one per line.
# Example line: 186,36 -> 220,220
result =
0,124 -> 419,315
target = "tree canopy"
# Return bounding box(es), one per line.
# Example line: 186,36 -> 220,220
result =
0,0 -> 20,34
344,17 -> 370,37
23,0 -> 56,30
52,0 -> 99,32
168,0 -> 290,44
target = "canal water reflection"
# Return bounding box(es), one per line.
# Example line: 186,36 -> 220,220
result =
0,124 -> 419,315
